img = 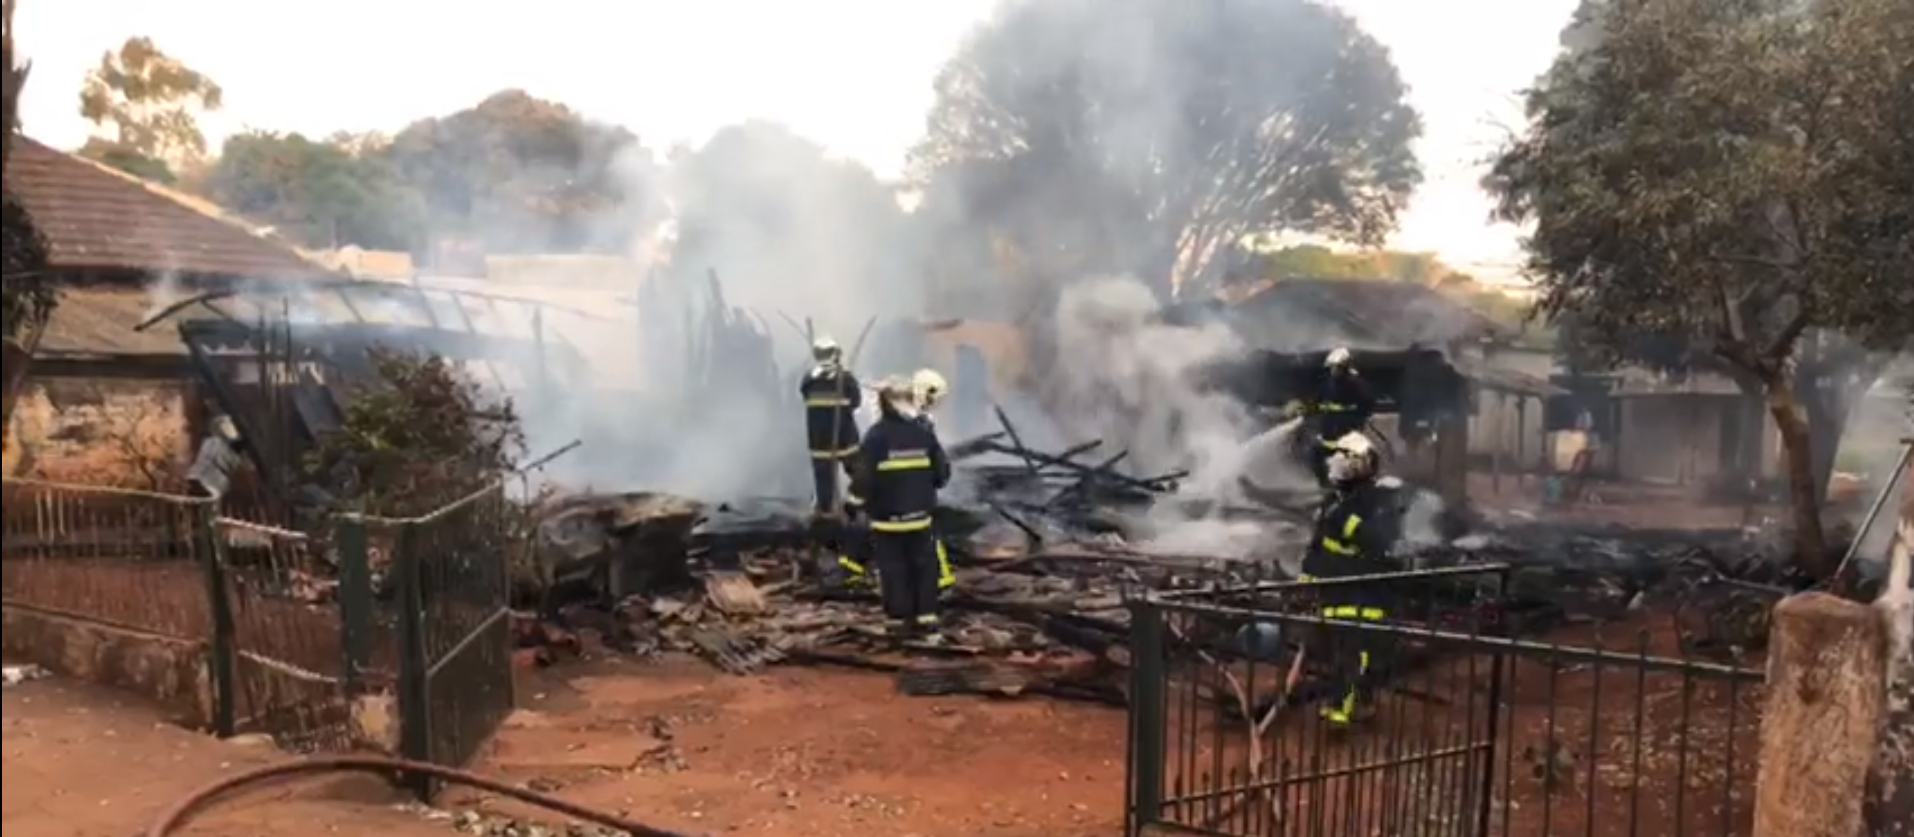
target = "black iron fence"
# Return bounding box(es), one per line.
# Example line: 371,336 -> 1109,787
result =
1,475 -> 525,798
1126,566 -> 1767,837
335,481 -> 523,798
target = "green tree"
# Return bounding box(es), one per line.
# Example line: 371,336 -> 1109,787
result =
382,89 -> 656,253
1483,0 -> 1914,576
1251,244 -> 1366,281
1247,245 -> 1455,285
77,36 -> 223,167
76,135 -> 174,183
2,0 -> 54,345
205,131 -> 423,251
911,0 -> 1423,298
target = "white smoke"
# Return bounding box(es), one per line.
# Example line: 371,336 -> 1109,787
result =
1042,277 -> 1324,559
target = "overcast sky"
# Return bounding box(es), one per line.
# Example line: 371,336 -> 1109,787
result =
13,0 -> 1579,282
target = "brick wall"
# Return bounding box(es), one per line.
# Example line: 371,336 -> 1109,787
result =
1,375 -> 191,488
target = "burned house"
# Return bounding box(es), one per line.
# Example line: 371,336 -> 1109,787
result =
131,278 -> 590,517
1192,278 -> 1563,506
1,137 -> 333,487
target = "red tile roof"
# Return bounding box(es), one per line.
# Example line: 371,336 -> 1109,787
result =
7,136 -> 332,281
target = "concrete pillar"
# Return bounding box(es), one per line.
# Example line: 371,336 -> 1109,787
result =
1753,593 -> 1889,837
1868,661 -> 1913,837
1866,511 -> 1912,837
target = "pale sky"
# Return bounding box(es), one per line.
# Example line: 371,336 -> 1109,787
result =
14,0 -> 1579,283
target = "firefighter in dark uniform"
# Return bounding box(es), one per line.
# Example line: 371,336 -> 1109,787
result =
1301,431 -> 1399,727
800,336 -> 863,513
910,368 -> 958,591
185,415 -> 246,499
1304,347 -> 1378,490
855,377 -> 952,635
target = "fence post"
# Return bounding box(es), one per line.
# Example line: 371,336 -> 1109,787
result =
1474,567 -> 1512,837
1752,592 -> 1888,837
392,521 -> 433,799
334,518 -> 373,694
1126,599 -> 1167,835
193,503 -> 237,737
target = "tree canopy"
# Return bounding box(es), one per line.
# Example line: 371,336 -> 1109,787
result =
205,131 -> 423,251
383,89 -> 656,253
911,0 -> 1423,297
76,36 -> 221,174
1484,0 -> 1914,575
192,90 -> 660,255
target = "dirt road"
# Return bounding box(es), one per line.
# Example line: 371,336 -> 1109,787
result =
464,656 -> 1131,837
2,676 -> 446,837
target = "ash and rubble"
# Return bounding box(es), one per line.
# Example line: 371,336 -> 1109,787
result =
516,414 -> 1798,699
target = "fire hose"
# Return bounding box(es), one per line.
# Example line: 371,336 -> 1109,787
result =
142,755 -> 702,837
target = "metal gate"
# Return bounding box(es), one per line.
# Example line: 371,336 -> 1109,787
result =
340,482 -> 519,798
1125,566 -> 1767,837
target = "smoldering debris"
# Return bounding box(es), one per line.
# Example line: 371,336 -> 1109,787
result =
518,463 -> 1796,704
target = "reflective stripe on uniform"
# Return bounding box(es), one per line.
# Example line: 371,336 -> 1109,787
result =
805,397 -> 852,407
936,539 -> 955,588
837,556 -> 867,575
871,515 -> 933,532
1321,605 -> 1386,620
877,456 -> 931,471
810,445 -> 859,459
914,614 -> 940,626
1320,513 -> 1364,555
844,492 -> 863,506
1317,401 -> 1354,412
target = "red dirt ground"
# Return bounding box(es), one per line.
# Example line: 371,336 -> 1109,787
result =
458,656 -> 1133,837
1,675 -> 448,837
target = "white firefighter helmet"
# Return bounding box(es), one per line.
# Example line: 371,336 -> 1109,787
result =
811,335 -> 842,363
1325,346 -> 1353,368
911,368 -> 948,410
212,414 -> 241,444
1324,431 -> 1379,485
879,376 -> 920,419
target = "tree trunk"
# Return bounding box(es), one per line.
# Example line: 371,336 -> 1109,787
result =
1766,370 -> 1836,578
1805,388 -> 1851,507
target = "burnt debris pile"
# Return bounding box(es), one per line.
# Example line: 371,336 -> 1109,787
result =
943,407 -> 1189,550
519,467 -> 1796,701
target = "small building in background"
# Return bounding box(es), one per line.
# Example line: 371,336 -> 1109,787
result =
2,137 -> 333,488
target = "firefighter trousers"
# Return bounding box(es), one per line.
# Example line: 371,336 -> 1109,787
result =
810,456 -> 856,514
1321,603 -> 1391,725
872,528 -> 940,627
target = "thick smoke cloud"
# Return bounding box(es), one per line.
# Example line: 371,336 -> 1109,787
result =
146,0 -> 1429,546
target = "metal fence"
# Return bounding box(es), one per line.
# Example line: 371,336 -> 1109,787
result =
213,512 -> 362,752
1126,566 -> 1767,837
0,479 -> 217,642
1,475 -> 524,795
336,481 -> 523,799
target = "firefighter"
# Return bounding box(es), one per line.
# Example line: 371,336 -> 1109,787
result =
801,337 -> 867,585
911,368 -> 958,591
800,336 -> 863,512
1304,347 -> 1378,490
1301,431 -> 1400,727
855,377 -> 952,636
185,415 -> 246,499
